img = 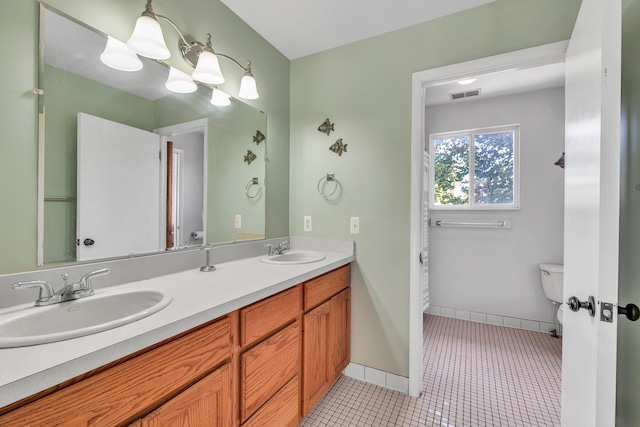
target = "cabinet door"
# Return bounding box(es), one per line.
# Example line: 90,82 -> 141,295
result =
302,300 -> 331,415
241,321 -> 299,422
329,288 -> 350,382
142,364 -> 231,427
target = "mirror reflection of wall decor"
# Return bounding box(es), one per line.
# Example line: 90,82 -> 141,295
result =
37,4 -> 266,270
329,138 -> 348,156
244,150 -> 257,165
253,130 -> 265,145
245,177 -> 262,200
318,118 -> 335,135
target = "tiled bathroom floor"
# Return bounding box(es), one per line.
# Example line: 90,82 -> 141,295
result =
299,314 -> 562,426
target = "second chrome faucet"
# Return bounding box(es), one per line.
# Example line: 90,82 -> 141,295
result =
264,241 -> 289,256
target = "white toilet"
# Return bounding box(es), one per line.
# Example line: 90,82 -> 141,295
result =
539,263 -> 564,325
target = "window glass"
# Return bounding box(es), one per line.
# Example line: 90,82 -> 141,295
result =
429,125 -> 519,210
473,131 -> 514,204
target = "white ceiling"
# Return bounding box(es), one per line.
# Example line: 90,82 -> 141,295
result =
220,0 -> 498,60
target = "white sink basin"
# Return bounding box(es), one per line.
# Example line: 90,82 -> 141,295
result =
260,251 -> 326,265
0,289 -> 172,348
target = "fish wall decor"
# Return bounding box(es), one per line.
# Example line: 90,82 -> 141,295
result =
253,130 -> 265,145
318,118 -> 335,136
329,138 -> 347,156
244,150 -> 257,165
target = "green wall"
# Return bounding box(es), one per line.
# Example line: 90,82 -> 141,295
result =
290,0 -> 581,376
0,0 -> 289,274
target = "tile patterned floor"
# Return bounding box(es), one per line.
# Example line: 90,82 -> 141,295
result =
299,314 -> 562,426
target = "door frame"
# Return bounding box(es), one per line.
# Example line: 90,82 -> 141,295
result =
408,41 -> 569,397
154,118 -> 208,248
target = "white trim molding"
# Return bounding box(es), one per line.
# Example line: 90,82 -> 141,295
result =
409,40 -> 568,399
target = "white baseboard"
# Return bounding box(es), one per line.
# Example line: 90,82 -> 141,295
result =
425,305 -> 563,336
343,363 -> 409,394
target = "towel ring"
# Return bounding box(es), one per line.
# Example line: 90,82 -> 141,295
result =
317,173 -> 340,198
245,177 -> 262,199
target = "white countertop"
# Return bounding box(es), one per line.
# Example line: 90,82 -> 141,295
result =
0,240 -> 354,408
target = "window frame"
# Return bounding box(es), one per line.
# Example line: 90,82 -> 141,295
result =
428,124 -> 520,210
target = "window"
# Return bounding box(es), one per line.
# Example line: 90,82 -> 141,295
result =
429,125 -> 519,209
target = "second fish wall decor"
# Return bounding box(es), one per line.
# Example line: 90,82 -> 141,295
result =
253,130 -> 265,145
329,138 -> 347,156
244,150 -> 257,165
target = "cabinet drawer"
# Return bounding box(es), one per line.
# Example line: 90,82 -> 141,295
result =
142,363 -> 231,427
241,321 -> 299,422
0,317 -> 231,426
304,265 -> 351,310
242,376 -> 299,427
241,286 -> 300,348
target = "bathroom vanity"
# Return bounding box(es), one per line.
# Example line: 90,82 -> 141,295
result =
0,242 -> 353,426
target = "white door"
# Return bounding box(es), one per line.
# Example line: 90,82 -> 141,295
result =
561,0 -> 621,425
77,113 -> 161,261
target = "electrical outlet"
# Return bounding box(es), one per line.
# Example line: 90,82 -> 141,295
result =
350,217 -> 360,234
304,216 -> 312,232
235,214 -> 241,229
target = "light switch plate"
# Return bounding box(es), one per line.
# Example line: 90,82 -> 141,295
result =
350,217 -> 360,234
235,214 -> 241,229
304,216 -> 312,232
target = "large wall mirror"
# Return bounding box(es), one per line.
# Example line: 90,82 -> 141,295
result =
39,3 -> 266,267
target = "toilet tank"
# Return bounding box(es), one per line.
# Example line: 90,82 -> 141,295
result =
539,263 -> 563,303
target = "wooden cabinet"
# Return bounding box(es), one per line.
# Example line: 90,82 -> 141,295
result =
0,264 -> 351,427
242,376 -> 299,427
240,322 -> 299,422
302,300 -> 332,414
240,286 -> 300,348
330,288 -> 351,381
142,363 -> 232,426
239,287 -> 302,426
0,317 -> 232,426
302,266 -> 351,417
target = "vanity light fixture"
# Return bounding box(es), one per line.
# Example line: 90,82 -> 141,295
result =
126,0 -> 259,100
165,67 -> 198,93
100,36 -> 143,72
210,88 -> 231,106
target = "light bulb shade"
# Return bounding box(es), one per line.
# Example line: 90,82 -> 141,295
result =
165,67 -> 198,93
100,36 -> 143,72
127,15 -> 170,60
192,50 -> 225,84
239,73 -> 259,99
210,88 -> 231,106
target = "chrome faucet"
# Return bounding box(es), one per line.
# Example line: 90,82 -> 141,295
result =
12,268 -> 110,306
264,240 -> 289,256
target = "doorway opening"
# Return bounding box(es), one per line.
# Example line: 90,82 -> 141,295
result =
409,41 -> 569,397
155,118 -> 208,250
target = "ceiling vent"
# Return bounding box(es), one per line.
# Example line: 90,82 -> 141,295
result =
449,88 -> 481,101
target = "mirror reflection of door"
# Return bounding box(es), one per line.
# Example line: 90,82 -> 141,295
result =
165,141 -> 174,249
171,149 -> 184,248
157,124 -> 206,250
77,113 -> 161,261
166,146 -> 187,250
